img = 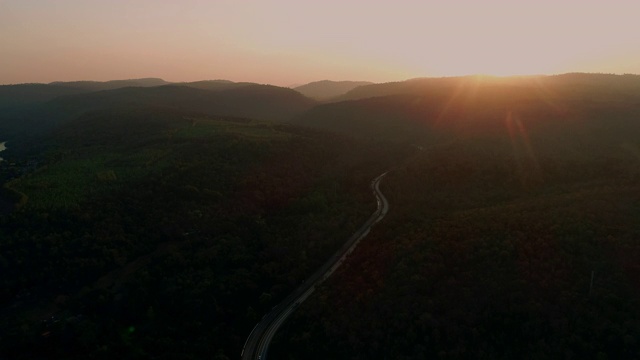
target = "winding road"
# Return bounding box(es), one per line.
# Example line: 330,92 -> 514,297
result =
241,172 -> 389,360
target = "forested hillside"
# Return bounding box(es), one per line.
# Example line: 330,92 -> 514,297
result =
2,73 -> 640,359
0,82 -> 316,145
294,80 -> 373,101
46,84 -> 316,123
275,87 -> 640,359
0,107 -> 407,359
295,74 -> 640,144
49,78 -> 170,92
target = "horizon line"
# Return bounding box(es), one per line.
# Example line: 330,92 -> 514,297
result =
2,71 -> 640,87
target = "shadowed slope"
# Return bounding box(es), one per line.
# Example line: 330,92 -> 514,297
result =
294,80 -> 373,101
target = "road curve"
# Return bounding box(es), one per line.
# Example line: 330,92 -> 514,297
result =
241,172 -> 389,360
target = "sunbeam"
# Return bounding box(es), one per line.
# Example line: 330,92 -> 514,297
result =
505,110 -> 542,186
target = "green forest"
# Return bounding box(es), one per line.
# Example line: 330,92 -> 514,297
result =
0,107 -> 405,359
279,186 -> 640,358
275,114 -> 640,359
2,73 -> 640,359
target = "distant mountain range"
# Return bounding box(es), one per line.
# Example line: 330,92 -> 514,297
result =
0,77 -> 373,111
0,79 -> 316,142
46,84 -> 316,121
334,73 -> 640,102
49,78 -> 170,92
174,80 -> 258,91
0,78 -> 169,110
294,73 -> 640,149
3,73 -> 640,156
294,80 -> 373,101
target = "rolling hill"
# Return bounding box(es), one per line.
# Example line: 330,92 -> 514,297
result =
294,80 -> 373,101
0,83 -> 318,147
178,79 -> 258,91
2,73 -> 640,359
0,79 -> 172,110
275,74 -> 640,360
335,73 -> 640,102
0,104 -> 404,359
294,74 -> 640,150
46,84 -> 317,121
0,84 -> 86,110
49,78 -> 170,92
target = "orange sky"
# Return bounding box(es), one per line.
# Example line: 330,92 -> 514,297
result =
1,0 -> 639,86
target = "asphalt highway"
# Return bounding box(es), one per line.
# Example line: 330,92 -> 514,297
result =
241,172 -> 389,360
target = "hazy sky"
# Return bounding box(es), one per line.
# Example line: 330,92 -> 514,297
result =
1,0 -> 639,85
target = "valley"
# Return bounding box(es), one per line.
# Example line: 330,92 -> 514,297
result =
1,73 -> 640,359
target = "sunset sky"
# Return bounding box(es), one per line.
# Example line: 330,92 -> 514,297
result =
1,0 -> 639,86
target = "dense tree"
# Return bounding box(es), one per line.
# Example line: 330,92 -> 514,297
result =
275,138 -> 640,359
0,108 -> 407,359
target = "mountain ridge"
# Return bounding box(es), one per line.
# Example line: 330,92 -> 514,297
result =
294,80 -> 373,101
